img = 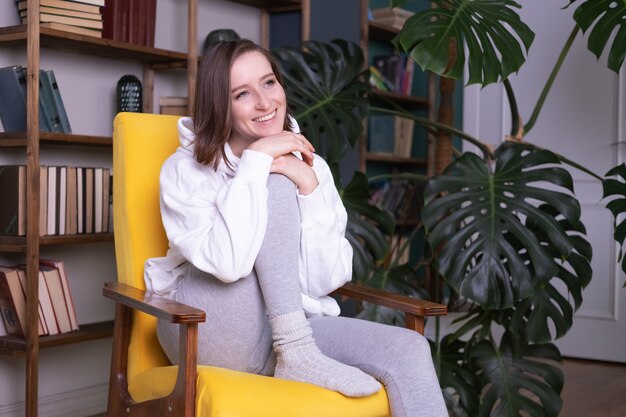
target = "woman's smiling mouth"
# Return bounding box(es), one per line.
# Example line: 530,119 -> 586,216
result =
253,110 -> 277,123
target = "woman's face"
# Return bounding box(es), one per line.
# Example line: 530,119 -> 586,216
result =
228,51 -> 287,147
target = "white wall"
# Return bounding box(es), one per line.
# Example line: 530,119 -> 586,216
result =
0,1 -> 261,415
462,2 -> 626,362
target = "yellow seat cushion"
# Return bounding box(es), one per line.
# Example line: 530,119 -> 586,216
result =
130,365 -> 390,417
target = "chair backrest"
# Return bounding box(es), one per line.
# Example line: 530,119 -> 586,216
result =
113,112 -> 182,382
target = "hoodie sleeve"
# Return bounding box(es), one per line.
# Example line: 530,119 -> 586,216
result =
296,155 -> 353,298
160,149 -> 273,283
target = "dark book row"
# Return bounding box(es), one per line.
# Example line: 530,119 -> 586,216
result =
370,54 -> 415,96
370,180 -> 424,222
102,0 -> 157,46
0,259 -> 79,337
0,165 -> 111,237
0,65 -> 71,134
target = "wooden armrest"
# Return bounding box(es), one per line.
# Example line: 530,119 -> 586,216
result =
331,282 -> 447,317
103,281 -> 206,324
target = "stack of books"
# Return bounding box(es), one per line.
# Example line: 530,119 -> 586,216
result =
368,115 -> 414,158
370,54 -> 415,95
0,165 -> 112,237
0,65 -> 71,134
0,259 -> 79,337
370,7 -> 413,31
16,0 -> 105,38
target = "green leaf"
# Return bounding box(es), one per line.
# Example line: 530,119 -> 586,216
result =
472,335 -> 563,417
392,0 -> 535,86
603,163 -> 626,283
422,142 -> 583,310
570,0 -> 626,73
434,335 -> 480,416
508,205 -> 592,343
273,39 -> 369,166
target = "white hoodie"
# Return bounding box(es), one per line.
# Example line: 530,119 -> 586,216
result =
144,117 -> 353,316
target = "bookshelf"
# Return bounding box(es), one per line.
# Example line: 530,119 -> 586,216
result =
0,1 -> 197,416
359,0 -> 437,272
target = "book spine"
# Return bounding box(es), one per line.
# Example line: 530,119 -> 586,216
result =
45,70 -> 72,134
0,269 -> 24,337
0,165 -> 22,236
0,65 -> 27,132
39,69 -> 63,133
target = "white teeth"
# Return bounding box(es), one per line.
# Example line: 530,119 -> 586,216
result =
254,110 -> 276,122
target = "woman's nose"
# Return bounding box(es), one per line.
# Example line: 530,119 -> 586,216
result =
255,92 -> 270,109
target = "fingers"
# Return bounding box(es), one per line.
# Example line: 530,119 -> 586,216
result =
293,134 -> 315,166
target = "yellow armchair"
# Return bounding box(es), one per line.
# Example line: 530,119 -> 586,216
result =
103,112 -> 446,417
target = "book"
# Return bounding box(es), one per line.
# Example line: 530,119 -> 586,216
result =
39,259 -> 78,331
0,65 -> 27,132
0,266 -> 27,336
39,166 -> 48,237
40,21 -> 102,37
94,168 -> 103,233
58,166 -> 67,235
40,265 -> 73,333
38,69 -> 63,133
393,116 -> 414,158
77,167 -> 83,234
16,0 -> 101,14
66,166 -> 77,235
18,5 -> 102,21
368,115 -> 394,154
16,266 -> 58,335
102,169 -> 110,233
70,0 -> 105,7
0,165 -> 26,236
42,70 -> 72,134
14,268 -> 48,336
47,166 -> 57,236
85,167 -> 94,233
371,7 -> 413,30
21,12 -> 104,29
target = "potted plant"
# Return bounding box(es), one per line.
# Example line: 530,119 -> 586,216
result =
273,0 -> 626,414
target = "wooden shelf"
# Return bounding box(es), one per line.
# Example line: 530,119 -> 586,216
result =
230,0 -> 300,10
371,89 -> 429,109
0,132 -> 112,147
0,25 -> 188,65
369,21 -> 400,43
0,233 -> 114,252
365,152 -> 427,166
0,320 -> 114,356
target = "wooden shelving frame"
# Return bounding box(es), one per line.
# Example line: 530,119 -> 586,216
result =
0,1 -> 198,416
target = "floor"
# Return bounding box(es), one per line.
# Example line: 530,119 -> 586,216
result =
560,358 -> 626,417
91,358 -> 626,417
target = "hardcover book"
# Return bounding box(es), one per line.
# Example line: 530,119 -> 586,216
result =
0,266 -> 27,337
40,265 -> 73,333
0,165 -> 26,236
16,0 -> 102,14
42,70 -> 72,134
39,259 -> 78,331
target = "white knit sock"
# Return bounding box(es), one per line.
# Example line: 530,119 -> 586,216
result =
270,311 -> 382,397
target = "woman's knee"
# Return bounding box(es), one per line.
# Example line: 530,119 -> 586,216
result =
267,173 -> 296,194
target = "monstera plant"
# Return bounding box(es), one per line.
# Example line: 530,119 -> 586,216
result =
272,0 -> 626,415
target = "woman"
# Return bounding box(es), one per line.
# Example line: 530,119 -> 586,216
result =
146,39 -> 447,417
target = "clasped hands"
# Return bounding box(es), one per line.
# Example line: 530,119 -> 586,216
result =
247,131 -> 319,195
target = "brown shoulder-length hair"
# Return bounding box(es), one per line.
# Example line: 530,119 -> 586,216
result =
193,39 -> 292,169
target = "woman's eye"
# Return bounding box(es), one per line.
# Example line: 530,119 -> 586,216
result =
235,91 -> 249,100
265,79 -> 276,87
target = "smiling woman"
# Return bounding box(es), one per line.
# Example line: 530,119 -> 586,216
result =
146,39 -> 447,417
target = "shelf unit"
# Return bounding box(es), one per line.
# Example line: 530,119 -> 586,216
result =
359,0 -> 436,198
0,1 -> 197,416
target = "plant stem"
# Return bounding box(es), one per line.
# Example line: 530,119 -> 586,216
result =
371,106 -> 495,160
525,25 -> 580,134
503,79 -> 520,138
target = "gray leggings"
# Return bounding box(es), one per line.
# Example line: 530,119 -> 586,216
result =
157,174 -> 447,417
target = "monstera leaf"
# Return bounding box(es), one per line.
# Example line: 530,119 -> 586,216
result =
568,0 -> 626,73
392,0 -> 534,86
510,205 -> 592,343
603,163 -> 626,283
422,142 -> 582,310
273,39 -> 369,166
471,335 -> 563,417
341,172 -> 394,282
435,335 -> 480,417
